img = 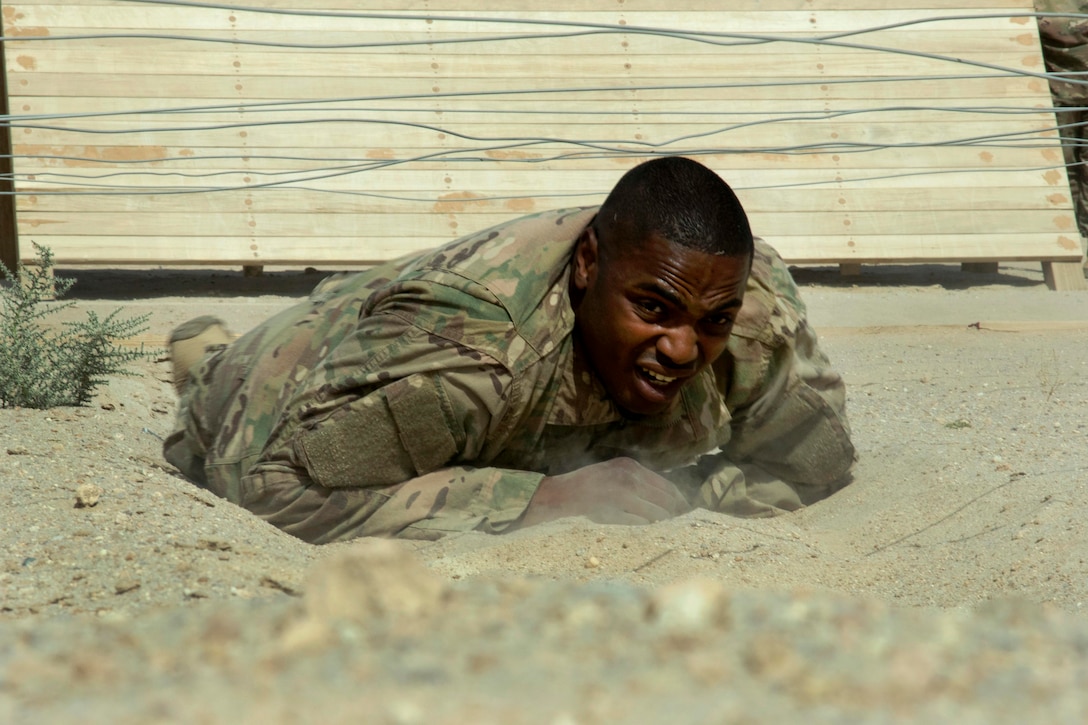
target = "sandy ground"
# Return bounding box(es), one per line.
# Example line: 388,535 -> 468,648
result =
2,260 -> 1088,723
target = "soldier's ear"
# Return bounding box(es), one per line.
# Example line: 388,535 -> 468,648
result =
572,225 -> 599,292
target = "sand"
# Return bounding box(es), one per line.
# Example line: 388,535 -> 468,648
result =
2,260 -> 1088,723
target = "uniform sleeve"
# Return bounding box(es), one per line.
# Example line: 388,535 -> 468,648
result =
243,291 -> 545,542
236,464 -> 544,543
682,240 -> 856,517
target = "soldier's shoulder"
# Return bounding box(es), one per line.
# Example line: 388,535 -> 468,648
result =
418,206 -> 594,326
421,206 -> 596,274
731,237 -> 806,346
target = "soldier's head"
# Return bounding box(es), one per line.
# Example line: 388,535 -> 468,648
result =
571,156 -> 753,416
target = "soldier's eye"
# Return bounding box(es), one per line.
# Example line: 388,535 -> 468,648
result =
703,314 -> 734,334
636,299 -> 665,317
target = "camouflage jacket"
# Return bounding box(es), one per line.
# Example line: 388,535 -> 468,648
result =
1035,0 -> 1088,103
165,207 -> 854,543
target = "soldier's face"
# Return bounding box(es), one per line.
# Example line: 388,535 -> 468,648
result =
572,223 -> 750,417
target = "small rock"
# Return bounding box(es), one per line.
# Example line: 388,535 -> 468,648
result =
585,556 -> 601,569
115,579 -> 141,595
304,539 -> 446,624
279,540 -> 447,652
647,578 -> 731,632
385,700 -> 424,725
75,483 -> 103,508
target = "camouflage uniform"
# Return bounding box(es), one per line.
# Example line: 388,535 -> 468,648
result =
1036,0 -> 1088,239
164,207 -> 855,543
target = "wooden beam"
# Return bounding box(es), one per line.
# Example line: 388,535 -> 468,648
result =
0,10 -> 18,274
1042,261 -> 1088,291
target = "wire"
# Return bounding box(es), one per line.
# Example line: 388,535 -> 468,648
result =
1,2 -> 1081,205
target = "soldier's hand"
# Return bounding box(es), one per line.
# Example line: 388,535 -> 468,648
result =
513,457 -> 692,529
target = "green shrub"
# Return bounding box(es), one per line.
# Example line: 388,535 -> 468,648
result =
0,244 -> 150,408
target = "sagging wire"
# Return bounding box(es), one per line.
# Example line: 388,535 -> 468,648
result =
2,2 -> 1082,198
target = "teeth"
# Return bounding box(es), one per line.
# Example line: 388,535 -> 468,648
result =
641,368 -> 676,385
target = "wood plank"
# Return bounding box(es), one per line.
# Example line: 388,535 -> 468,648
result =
9,0 -> 1041,10
9,93 -> 1060,117
6,175 -> 1070,203
8,169 -> 1070,199
24,231 -> 1083,266
8,71 -> 1046,101
14,208 -> 1076,238
1043,261 -> 1088,291
16,185 -> 1073,214
4,7 -> 1034,33
7,50 -> 1045,81
11,125 -> 1064,160
9,141 -> 1067,173
9,100 -> 1060,126
1,26 -> 1049,55
0,20 -> 17,273
774,233 -> 1083,263
11,109 -> 1059,133
2,28 -> 1050,59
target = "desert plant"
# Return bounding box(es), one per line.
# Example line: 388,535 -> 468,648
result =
0,244 -> 150,408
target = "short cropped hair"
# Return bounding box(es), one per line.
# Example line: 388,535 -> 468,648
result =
595,156 -> 753,258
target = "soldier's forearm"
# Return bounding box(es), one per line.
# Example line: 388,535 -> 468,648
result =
235,465 -> 544,544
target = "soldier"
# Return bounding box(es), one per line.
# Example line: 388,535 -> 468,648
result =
1036,0 -> 1088,254
164,157 -> 855,543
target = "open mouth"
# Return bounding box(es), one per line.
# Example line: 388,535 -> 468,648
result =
622,365 -> 686,414
639,366 -> 678,387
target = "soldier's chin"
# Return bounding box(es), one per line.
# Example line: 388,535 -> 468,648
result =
616,374 -> 678,417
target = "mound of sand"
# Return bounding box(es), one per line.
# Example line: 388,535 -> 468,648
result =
2,262 -> 1087,722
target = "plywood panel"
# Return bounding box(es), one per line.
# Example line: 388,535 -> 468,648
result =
3,0 -> 1081,272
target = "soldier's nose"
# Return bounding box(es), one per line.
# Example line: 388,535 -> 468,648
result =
657,326 -> 699,367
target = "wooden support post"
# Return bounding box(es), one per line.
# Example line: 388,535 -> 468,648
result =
0,15 -> 18,275
962,262 -> 999,274
1042,261 -> 1088,291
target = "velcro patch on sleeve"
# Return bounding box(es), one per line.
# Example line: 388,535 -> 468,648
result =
296,374 -> 460,489
384,373 -> 460,475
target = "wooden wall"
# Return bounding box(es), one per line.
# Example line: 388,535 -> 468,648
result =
2,0 -> 1083,274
